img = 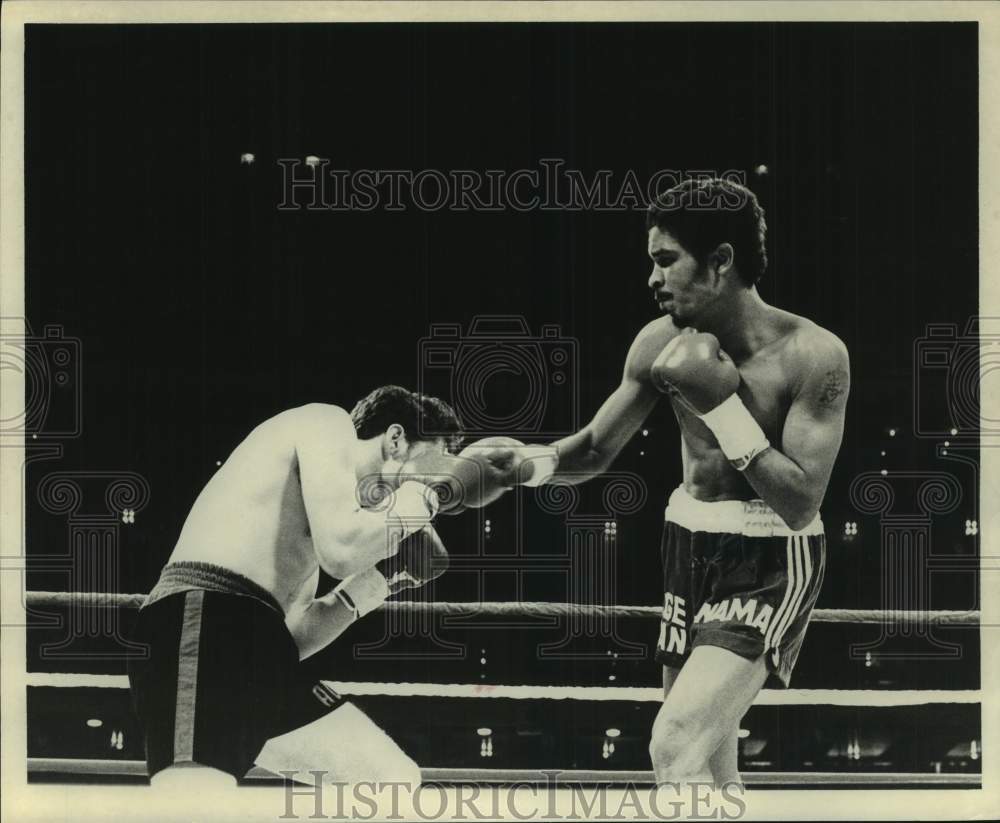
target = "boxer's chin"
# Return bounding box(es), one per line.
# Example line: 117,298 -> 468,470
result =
668,311 -> 693,329
380,458 -> 407,489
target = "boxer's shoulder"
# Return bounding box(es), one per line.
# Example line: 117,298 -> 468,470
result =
773,314 -> 850,397
274,403 -> 355,441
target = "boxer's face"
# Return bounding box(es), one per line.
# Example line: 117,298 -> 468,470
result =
647,227 -> 719,329
382,427 -> 450,488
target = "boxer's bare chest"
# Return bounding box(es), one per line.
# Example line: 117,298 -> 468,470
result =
666,332 -> 803,495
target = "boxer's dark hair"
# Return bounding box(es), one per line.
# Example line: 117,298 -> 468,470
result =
646,177 -> 768,286
351,385 -> 463,453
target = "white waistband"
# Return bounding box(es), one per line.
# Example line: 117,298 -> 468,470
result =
664,485 -> 824,537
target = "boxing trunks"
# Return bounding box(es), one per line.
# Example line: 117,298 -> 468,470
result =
654,486 -> 826,687
127,561 -> 344,780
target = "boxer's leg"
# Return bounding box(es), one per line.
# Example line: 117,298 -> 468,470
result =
130,587 -> 294,786
150,762 -> 237,790
649,645 -> 767,784
707,727 -> 742,787
660,664 -> 742,787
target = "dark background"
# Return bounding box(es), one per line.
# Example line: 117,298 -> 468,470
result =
23,23 -> 981,778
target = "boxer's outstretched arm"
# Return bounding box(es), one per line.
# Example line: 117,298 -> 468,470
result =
290,404 -> 434,579
742,331 -> 850,530
549,325 -> 665,484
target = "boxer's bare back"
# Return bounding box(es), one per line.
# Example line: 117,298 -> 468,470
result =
169,409 -> 335,609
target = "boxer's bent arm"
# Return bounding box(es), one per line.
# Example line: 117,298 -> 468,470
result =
742,332 -> 850,530
285,591 -> 358,660
291,404 -> 430,578
549,331 -> 662,484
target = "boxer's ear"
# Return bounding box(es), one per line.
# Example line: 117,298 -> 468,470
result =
711,243 -> 735,278
385,424 -> 406,457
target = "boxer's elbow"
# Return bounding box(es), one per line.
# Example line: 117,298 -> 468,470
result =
314,541 -> 355,580
784,509 -> 818,532
313,528 -> 375,579
780,491 -> 822,532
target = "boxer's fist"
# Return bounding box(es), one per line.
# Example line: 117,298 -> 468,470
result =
650,329 -> 740,414
460,436 -> 557,488
459,436 -> 527,488
405,445 -> 516,512
377,525 -> 449,595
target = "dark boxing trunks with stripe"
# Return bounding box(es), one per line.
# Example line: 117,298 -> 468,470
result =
127,561 -> 343,780
653,486 -> 826,687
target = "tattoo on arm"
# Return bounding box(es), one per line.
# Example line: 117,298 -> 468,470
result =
818,368 -> 848,406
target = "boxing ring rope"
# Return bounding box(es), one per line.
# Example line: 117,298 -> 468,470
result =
22,591 -> 983,625
26,758 -> 981,787
24,672 -> 982,707
23,590 -> 983,788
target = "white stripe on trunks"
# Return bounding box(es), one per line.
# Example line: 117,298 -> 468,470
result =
764,536 -> 800,657
771,536 -> 815,666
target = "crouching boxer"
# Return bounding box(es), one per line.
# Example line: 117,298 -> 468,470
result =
127,386 -> 462,791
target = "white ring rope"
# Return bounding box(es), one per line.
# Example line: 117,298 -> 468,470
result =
24,672 -> 980,707
25,758 -> 982,786
22,590 -> 981,624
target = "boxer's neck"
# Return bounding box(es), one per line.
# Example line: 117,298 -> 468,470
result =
700,286 -> 775,363
353,437 -> 387,485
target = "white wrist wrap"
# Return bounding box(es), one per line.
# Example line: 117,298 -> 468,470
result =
334,567 -> 390,618
391,481 -> 439,532
698,394 -> 770,471
521,446 -> 559,487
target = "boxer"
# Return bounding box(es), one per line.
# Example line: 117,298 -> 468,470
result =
477,177 -> 849,788
127,385 -> 505,791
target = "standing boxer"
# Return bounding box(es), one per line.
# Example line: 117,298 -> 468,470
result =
128,385 -> 473,790
484,177 -> 849,787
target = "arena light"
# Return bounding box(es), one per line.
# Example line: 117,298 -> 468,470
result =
86,718 -> 102,728
605,728 -> 621,739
